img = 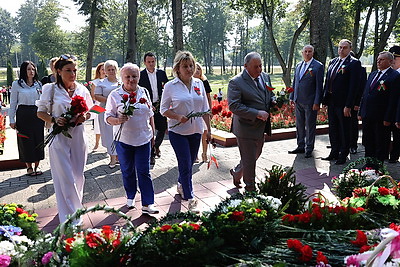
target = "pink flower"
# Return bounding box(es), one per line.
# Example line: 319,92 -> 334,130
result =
0,255 -> 11,267
41,252 -> 53,265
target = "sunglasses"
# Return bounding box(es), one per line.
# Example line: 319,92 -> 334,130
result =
60,54 -> 77,61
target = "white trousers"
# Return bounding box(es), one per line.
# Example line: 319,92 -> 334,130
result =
49,125 -> 87,223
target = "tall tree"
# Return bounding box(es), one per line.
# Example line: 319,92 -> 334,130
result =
30,0 -> 67,60
172,0 -> 183,54
309,0 -> 331,65
73,0 -> 108,81
126,0 -> 138,63
0,9 -> 17,65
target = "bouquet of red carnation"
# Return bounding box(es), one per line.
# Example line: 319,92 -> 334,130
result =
111,92 -> 148,152
41,95 -> 88,147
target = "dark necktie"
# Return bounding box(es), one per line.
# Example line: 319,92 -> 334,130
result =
370,71 -> 382,89
328,59 -> 342,93
300,62 -> 308,78
255,77 -> 264,91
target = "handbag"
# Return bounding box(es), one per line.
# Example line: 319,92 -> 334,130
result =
44,83 -> 55,129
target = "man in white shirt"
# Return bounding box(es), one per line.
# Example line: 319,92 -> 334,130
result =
139,52 -> 169,165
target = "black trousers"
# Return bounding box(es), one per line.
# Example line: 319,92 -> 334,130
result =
328,105 -> 351,159
151,111 -> 167,157
362,118 -> 390,161
350,109 -> 359,149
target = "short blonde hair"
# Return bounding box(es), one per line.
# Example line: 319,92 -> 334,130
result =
104,60 -> 119,72
120,62 -> 140,77
195,62 -> 207,81
172,51 -> 195,77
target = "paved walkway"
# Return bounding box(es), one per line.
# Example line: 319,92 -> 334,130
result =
1,106 -> 400,233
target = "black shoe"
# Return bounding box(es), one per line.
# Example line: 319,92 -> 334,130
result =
350,148 -> 357,154
305,152 -> 312,158
288,148 -> 305,154
335,158 -> 346,165
322,155 -> 338,161
150,156 -> 156,165
155,147 -> 161,158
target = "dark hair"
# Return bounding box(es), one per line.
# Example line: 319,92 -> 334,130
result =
94,62 -> 105,79
143,52 -> 156,62
54,54 -> 77,88
18,61 -> 39,87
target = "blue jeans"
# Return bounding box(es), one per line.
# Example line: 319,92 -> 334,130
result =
169,131 -> 201,200
115,141 -> 154,206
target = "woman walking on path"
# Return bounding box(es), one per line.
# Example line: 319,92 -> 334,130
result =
105,63 -> 159,214
193,62 -> 212,163
36,54 -> 92,224
95,60 -> 120,168
160,51 -> 211,213
90,62 -> 105,151
9,61 -> 44,176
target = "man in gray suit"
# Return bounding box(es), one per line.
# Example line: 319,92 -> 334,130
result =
228,52 -> 274,191
289,45 -> 324,158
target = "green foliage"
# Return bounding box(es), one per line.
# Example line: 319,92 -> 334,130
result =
0,8 -> 17,62
16,0 -> 40,61
258,165 -> 308,214
30,0 -> 68,59
37,58 -> 48,79
6,60 -> 14,86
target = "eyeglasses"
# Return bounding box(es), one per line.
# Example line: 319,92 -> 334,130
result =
60,54 -> 77,61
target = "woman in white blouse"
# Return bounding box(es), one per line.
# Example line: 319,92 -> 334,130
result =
105,63 -> 159,214
95,60 -> 120,168
160,51 -> 211,213
90,62 -> 105,151
36,54 -> 92,224
9,61 -> 44,176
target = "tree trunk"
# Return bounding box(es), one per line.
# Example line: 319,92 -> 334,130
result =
126,0 -> 138,63
372,7 -> 380,71
172,0 -> 183,55
221,41 -> 225,74
309,0 -> 331,66
351,2 -> 361,54
356,6 -> 373,58
85,1 -> 97,82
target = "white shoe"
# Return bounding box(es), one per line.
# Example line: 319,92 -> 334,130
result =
126,199 -> 135,209
142,204 -> 159,214
177,183 -> 184,198
188,198 -> 200,213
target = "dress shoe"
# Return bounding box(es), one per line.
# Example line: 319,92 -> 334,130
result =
305,152 -> 312,158
335,158 -> 346,165
350,148 -> 357,154
230,169 -> 242,188
155,147 -> 161,158
322,155 -> 338,161
150,156 -> 156,165
288,148 -> 305,154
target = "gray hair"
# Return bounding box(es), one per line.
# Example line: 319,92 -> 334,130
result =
339,39 -> 352,48
302,45 -> 314,52
104,59 -> 119,72
379,51 -> 394,61
244,52 -> 262,65
120,63 -> 140,76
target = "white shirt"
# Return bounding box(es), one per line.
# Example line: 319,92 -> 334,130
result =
94,78 -> 120,107
160,77 -> 209,135
91,78 -> 103,87
104,86 -> 154,146
36,82 -> 93,124
146,69 -> 159,102
9,80 -> 42,123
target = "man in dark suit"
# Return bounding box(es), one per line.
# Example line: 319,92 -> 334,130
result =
138,52 -> 169,165
322,39 -> 362,165
288,45 -> 324,158
228,52 -> 274,191
359,51 -> 400,162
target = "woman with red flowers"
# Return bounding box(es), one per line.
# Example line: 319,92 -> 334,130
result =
95,60 -> 120,168
193,62 -> 212,163
36,54 -> 93,224
105,63 -> 159,214
160,51 -> 211,213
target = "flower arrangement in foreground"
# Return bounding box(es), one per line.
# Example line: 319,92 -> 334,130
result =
41,95 -> 88,147
202,193 -> 281,253
132,212 -> 222,266
257,165 -> 308,214
0,204 -> 39,240
210,100 -> 232,132
0,228 -> 34,267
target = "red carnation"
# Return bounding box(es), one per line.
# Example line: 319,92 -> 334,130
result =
222,111 -> 227,117
255,208 -> 262,213
226,111 -> 232,118
351,230 -> 368,247
217,105 -> 223,112
211,106 -> 219,115
129,92 -> 136,98
378,187 -> 390,196
86,232 -> 103,248
213,94 -> 218,99
286,87 -> 294,94
160,224 -> 172,232
316,251 -> 328,264
70,95 -> 88,114
230,211 -> 245,221
122,94 -> 129,102
16,207 -> 24,214
139,97 -> 147,104
287,239 -> 303,252
129,98 -> 136,104
359,245 -> 371,253
190,223 -> 201,231
102,225 -> 112,239
299,245 -> 313,262
298,212 -> 311,224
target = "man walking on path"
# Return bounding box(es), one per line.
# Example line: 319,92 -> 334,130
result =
139,52 -> 169,165
288,45 -> 324,159
228,52 -> 274,191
